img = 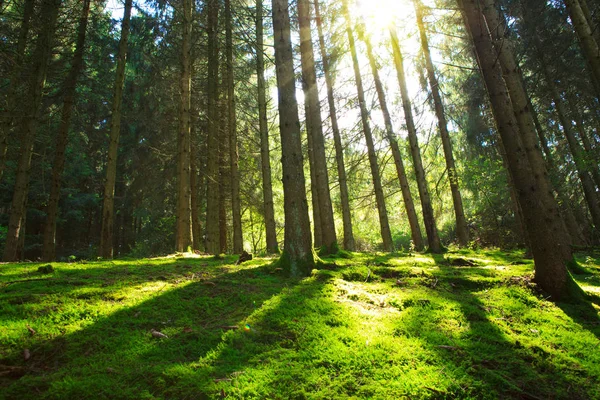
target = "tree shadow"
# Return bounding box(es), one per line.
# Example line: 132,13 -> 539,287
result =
0,259 -> 292,399
394,269 -> 598,399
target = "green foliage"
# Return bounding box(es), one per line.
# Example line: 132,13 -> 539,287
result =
3,250 -> 597,399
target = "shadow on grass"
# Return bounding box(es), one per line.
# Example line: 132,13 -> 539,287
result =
0,259 -> 292,399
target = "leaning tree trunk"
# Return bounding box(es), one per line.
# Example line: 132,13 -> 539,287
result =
360,30 -> 424,251
99,0 -> 132,259
0,0 -> 35,183
314,0 -> 355,251
342,0 -> 393,251
415,0 -> 469,247
390,28 -> 442,253
2,0 -> 61,262
205,0 -> 221,255
256,0 -> 278,253
298,0 -> 338,254
176,0 -> 193,252
226,0 -> 243,253
42,0 -> 91,261
563,0 -> 600,97
540,63 -> 600,228
271,0 -> 315,276
460,0 -> 577,300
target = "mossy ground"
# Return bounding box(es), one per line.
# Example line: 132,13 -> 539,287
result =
1,249 -> 599,399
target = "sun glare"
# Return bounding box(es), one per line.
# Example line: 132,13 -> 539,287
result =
355,0 -> 412,33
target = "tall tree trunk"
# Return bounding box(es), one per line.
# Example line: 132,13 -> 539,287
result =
304,92 -> 323,248
390,28 -> 442,253
540,64 -> 600,228
205,0 -> 221,255
99,0 -> 132,259
226,0 -> 243,253
2,0 -> 61,262
176,0 -> 193,252
298,0 -> 337,254
563,0 -> 600,96
256,0 -> 278,253
570,100 -> 600,190
314,0 -> 355,251
342,0 -> 393,251
460,0 -> 577,300
360,30 -> 424,251
219,94 -> 228,254
578,0 -> 599,44
415,0 -> 469,246
0,0 -> 35,183
190,152 -> 203,251
42,0 -> 91,261
271,0 -> 315,276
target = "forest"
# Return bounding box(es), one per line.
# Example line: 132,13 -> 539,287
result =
0,0 -> 599,398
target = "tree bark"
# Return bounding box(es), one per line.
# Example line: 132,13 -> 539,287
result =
256,0 -> 278,253
225,0 -> 243,253
99,0 -> 132,259
0,0 -> 35,183
271,0 -> 315,276
415,0 -> 469,246
298,0 -> 338,254
303,90 -> 323,248
342,0 -> 393,252
313,0 -> 355,251
563,0 -> 600,96
205,0 -> 221,255
3,0 -> 61,262
360,30 -> 424,251
42,0 -> 91,261
460,0 -> 576,300
176,0 -> 193,252
540,64 -> 600,228
390,28 -> 442,253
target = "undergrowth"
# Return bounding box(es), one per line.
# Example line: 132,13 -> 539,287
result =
1,249 -> 599,399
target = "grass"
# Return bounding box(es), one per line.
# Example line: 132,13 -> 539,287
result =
1,249 -> 599,399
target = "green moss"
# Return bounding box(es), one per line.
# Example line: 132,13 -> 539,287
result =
0,249 -> 598,399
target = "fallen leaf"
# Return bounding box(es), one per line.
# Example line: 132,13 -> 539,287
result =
183,327 -> 193,333
202,281 -> 216,286
107,367 -> 115,373
23,349 -> 31,361
151,329 -> 168,339
26,325 -> 36,336
437,345 -> 459,350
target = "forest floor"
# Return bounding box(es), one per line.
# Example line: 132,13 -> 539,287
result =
0,248 -> 599,399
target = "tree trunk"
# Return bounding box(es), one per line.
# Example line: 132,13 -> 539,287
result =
313,0 -> 355,251
390,28 -> 442,253
256,0 -> 278,253
415,0 -> 469,247
271,0 -> 315,276
563,0 -> 600,96
219,94 -> 228,254
225,0 -> 243,253
360,30 -> 424,251
206,0 -> 221,255
176,0 -> 193,252
342,0 -> 393,252
190,151 -> 203,252
99,0 -> 132,259
570,100 -> 600,190
42,0 -> 91,261
460,0 -> 577,300
298,0 -> 337,254
3,0 -> 61,262
540,64 -> 600,228
304,91 -> 323,248
0,0 -> 35,183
